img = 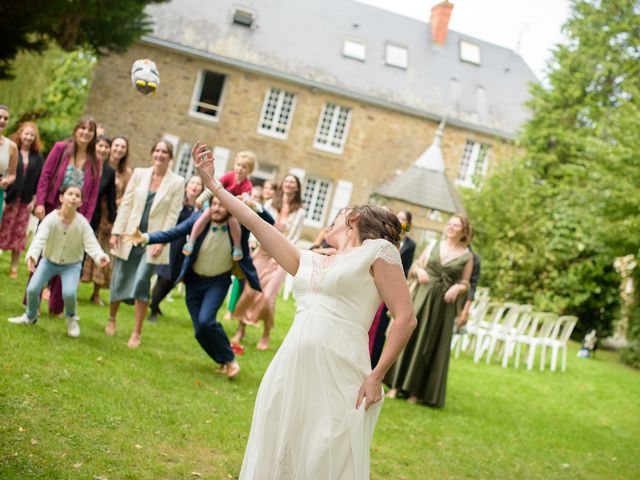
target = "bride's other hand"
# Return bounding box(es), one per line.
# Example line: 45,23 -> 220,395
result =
356,373 -> 383,411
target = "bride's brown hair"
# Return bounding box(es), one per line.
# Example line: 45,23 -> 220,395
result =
346,205 -> 402,247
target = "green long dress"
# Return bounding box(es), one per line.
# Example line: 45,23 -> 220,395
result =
384,242 -> 470,407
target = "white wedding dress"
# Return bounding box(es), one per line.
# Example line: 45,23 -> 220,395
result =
239,238 -> 402,479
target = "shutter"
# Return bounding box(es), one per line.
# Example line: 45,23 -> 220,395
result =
288,167 -> 306,183
328,180 -> 353,224
213,146 -> 231,180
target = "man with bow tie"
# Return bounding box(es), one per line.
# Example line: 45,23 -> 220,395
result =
127,195 -> 273,378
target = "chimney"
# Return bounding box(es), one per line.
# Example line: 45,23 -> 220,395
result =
430,1 -> 454,46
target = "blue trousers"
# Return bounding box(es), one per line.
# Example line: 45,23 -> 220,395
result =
184,270 -> 234,365
26,258 -> 82,320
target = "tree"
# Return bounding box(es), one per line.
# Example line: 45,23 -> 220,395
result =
465,0 -> 640,347
0,44 -> 96,150
0,0 -> 168,79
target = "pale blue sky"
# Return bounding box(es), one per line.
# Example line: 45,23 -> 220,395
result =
358,0 -> 571,79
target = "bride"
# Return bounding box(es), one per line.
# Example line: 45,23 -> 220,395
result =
191,141 -> 417,479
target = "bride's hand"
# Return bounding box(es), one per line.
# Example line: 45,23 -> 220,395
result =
356,373 -> 384,411
191,141 -> 216,190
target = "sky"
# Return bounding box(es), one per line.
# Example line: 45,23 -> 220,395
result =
357,0 -> 571,79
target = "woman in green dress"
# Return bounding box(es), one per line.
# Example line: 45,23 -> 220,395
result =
385,213 -> 473,407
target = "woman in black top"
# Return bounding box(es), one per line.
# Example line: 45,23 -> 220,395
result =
80,135 -> 116,304
0,122 -> 44,278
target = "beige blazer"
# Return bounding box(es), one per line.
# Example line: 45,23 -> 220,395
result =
111,167 -> 184,264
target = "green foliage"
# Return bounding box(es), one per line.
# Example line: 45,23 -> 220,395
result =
0,44 -> 95,150
0,0 -> 168,79
465,0 -> 640,345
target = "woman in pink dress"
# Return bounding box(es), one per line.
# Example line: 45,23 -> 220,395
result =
231,174 -> 305,350
0,122 -> 44,278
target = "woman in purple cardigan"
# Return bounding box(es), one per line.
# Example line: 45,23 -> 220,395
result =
31,116 -> 102,315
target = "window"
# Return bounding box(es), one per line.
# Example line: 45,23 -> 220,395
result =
342,40 -> 366,61
174,142 -> 194,179
232,9 -> 253,27
257,88 -> 296,139
456,140 -> 490,188
385,44 -> 408,69
428,209 -> 443,222
190,70 -> 226,120
313,103 -> 352,154
302,176 -> 332,227
460,40 -> 481,65
250,163 -> 278,185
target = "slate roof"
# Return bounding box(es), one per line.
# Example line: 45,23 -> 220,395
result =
144,0 -> 537,137
374,165 -> 465,213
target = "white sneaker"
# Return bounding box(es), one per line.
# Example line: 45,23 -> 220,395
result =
66,315 -> 80,338
8,313 -> 37,325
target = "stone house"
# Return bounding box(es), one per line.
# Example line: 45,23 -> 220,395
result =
85,0 -> 536,242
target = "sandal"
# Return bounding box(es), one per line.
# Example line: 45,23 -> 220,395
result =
105,317 -> 116,336
256,337 -> 269,351
127,334 -> 141,349
232,246 -> 243,261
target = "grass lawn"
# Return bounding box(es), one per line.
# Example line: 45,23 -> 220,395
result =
1,253 -> 639,479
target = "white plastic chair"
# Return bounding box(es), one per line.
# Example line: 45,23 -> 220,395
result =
471,302 -> 512,363
514,313 -> 558,370
540,315 -> 578,372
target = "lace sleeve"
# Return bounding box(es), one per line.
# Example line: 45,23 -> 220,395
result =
374,241 -> 403,267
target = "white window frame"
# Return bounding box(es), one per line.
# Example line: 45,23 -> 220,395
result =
313,103 -> 352,155
250,163 -> 278,184
342,39 -> 366,61
456,140 -> 491,189
460,40 -> 481,65
302,175 -> 333,228
385,43 -> 408,69
189,70 -> 227,122
257,88 -> 297,139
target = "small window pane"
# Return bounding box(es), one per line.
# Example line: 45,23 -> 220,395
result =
385,44 -> 408,68
460,40 -> 481,65
343,40 -> 366,61
233,10 -> 253,27
313,103 -> 351,154
257,88 -> 296,139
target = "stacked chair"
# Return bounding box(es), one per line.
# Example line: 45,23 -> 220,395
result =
452,290 -> 578,372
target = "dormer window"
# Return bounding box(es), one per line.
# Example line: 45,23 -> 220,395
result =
385,44 -> 408,69
233,9 -> 254,27
460,40 -> 481,65
342,39 -> 366,61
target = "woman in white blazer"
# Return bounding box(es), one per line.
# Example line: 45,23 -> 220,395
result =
107,140 -> 184,348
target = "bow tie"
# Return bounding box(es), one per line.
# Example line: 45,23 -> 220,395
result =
210,224 -> 228,233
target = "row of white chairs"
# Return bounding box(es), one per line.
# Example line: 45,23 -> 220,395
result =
452,293 -> 578,372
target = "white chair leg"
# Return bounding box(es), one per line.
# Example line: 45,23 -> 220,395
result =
501,340 -> 510,368
540,346 -> 546,372
550,345 -> 558,372
515,343 -> 521,369
527,344 -> 536,371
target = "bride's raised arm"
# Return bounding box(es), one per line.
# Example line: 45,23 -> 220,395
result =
192,141 -> 301,275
